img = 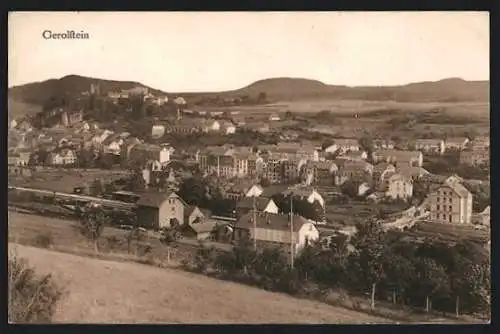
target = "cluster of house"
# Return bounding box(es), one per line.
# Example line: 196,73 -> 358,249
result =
193,141 -> 425,202
151,118 -> 237,138
412,136 -> 490,167
133,184 -> 321,255
129,167 -> 488,257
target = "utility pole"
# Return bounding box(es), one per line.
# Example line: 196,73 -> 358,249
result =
253,196 -> 257,251
290,195 -> 294,270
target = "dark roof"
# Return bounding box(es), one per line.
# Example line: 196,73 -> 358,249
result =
234,212 -> 309,232
137,191 -> 182,208
261,185 -> 289,198
236,197 -> 274,211
184,205 -> 205,222
188,219 -> 218,234
184,205 -> 197,218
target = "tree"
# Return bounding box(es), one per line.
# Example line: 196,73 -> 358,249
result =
230,239 -> 258,277
159,224 -> 182,264
128,171 -> 147,192
349,221 -> 389,310
359,135 -> 374,154
77,203 -> 109,252
98,153 -> 114,170
8,252 -> 63,323
254,247 -> 288,289
413,257 -> 450,312
194,242 -> 217,273
125,213 -> 145,254
294,244 -> 319,282
383,254 -> 415,305
77,149 -> 94,169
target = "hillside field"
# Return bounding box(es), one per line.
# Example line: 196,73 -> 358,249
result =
9,244 -> 391,324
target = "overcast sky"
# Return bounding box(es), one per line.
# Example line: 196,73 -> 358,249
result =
8,11 -> 489,92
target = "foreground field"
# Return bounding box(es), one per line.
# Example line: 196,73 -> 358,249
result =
10,244 -> 391,324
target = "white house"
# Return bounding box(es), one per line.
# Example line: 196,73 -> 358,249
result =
283,187 -> 325,208
234,212 -> 320,255
235,197 -> 280,215
152,124 -> 166,139
357,182 -> 372,197
221,121 -> 236,135
159,147 -> 171,164
202,120 -> 221,132
245,184 -> 265,197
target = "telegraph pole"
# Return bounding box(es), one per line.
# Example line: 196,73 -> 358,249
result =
290,195 -> 294,270
253,196 -> 257,251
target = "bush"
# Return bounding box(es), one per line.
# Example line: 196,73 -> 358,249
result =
32,233 -> 53,249
8,251 -> 64,323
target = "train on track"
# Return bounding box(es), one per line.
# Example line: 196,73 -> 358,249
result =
8,186 -> 136,210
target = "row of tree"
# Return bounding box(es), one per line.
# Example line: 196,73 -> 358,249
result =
192,221 -> 490,317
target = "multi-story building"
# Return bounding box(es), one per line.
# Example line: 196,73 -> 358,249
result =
372,149 -> 423,167
129,143 -> 171,166
414,139 -> 445,155
428,182 -> 473,224
384,173 -> 413,200
373,163 -> 397,190
233,212 -> 320,256
302,161 -> 335,186
282,158 -> 306,184
46,148 -> 77,166
264,158 -> 285,184
334,161 -> 374,186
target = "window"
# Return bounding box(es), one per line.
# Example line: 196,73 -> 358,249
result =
171,206 -> 175,212
437,205 -> 440,211
449,197 -> 452,203
449,205 -> 452,212
449,215 -> 452,223
437,213 -> 440,220
437,197 -> 440,203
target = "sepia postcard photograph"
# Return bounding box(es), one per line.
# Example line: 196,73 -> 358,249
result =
7,11 -> 490,324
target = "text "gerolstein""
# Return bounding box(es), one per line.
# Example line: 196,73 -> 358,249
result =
42,30 -> 90,39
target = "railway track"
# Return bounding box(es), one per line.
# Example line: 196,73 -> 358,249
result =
8,185 -> 136,210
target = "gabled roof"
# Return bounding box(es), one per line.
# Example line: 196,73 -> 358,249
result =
228,179 -> 258,193
188,219 -> 218,234
261,185 -> 290,198
234,212 -> 309,232
137,191 -> 184,208
236,197 -> 274,211
438,182 -> 472,198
